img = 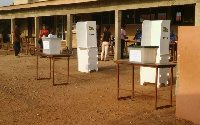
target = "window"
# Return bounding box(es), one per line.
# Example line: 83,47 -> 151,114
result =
151,7 -> 168,20
73,15 -> 81,24
56,16 -> 66,40
122,10 -> 135,24
102,12 -> 109,24
171,5 -> 195,25
182,5 -> 194,23
135,9 -> 150,24
158,13 -> 167,20
110,11 -> 115,24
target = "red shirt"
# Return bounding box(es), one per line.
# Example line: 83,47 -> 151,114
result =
13,28 -> 21,42
39,30 -> 49,39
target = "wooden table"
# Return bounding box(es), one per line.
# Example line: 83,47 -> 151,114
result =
115,61 -> 176,110
0,42 -> 13,55
35,52 -> 70,86
22,36 -> 35,55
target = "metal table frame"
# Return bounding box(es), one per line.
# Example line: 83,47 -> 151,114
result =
35,52 -> 70,86
115,61 -> 176,110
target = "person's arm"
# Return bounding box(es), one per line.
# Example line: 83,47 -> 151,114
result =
13,30 -> 16,39
133,36 -> 136,40
175,35 -> 178,41
124,30 -> 127,39
109,35 -> 111,45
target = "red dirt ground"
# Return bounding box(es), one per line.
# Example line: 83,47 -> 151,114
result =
0,50 -> 195,125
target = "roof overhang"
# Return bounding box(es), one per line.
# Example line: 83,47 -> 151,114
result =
0,0 -> 98,11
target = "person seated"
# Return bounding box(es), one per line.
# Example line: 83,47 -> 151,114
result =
133,28 -> 142,46
110,36 -> 115,53
169,30 -> 178,60
170,30 -> 178,42
38,24 -> 49,52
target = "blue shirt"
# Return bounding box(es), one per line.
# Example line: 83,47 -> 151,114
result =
170,35 -> 176,41
135,33 -> 142,40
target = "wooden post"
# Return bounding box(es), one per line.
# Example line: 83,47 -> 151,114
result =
35,17 -> 40,48
195,3 -> 200,26
67,14 -> 73,53
11,19 -> 15,44
114,10 -> 122,60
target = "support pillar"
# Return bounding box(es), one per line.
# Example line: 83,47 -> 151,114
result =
35,17 -> 40,47
11,19 -> 15,44
114,10 -> 122,60
195,3 -> 200,26
67,14 -> 73,52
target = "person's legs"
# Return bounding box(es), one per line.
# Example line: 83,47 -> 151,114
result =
101,42 -> 106,60
38,39 -> 43,52
16,42 -> 20,55
104,42 -> 109,60
169,44 -> 173,60
121,39 -> 125,59
137,42 -> 141,46
13,42 -> 18,56
40,41 -> 43,52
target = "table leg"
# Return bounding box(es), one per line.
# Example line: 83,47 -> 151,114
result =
49,58 -> 51,79
170,67 -> 173,105
132,65 -> 134,98
67,57 -> 69,83
155,67 -> 158,110
28,39 -> 29,55
26,38 -> 28,55
125,42 -> 127,57
36,54 -> 38,80
117,64 -> 119,99
53,57 -> 55,86
173,44 -> 175,62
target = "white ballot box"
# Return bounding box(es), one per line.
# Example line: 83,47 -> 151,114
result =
76,21 -> 97,48
76,21 -> 98,73
140,54 -> 170,88
42,38 -> 62,54
141,20 -> 170,55
140,20 -> 170,88
128,46 -> 158,63
77,47 -> 98,73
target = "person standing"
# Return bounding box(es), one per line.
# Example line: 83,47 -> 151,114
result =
13,25 -> 21,57
101,25 -> 111,61
133,28 -> 142,46
170,30 -> 178,60
38,24 -> 49,51
121,25 -> 127,59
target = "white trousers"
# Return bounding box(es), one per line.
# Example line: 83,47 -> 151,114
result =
101,42 -> 109,60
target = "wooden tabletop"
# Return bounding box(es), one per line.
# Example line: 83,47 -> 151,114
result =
35,52 -> 71,57
114,61 -> 176,68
